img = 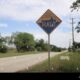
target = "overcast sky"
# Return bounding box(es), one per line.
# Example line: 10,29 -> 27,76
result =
0,0 -> 80,48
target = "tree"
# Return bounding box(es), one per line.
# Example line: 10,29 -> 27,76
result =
51,45 -> 61,52
74,42 -> 80,48
5,36 -> 13,45
35,39 -> 48,51
71,0 -> 80,33
75,22 -> 80,33
0,34 -> 7,53
13,32 -> 35,52
71,0 -> 80,12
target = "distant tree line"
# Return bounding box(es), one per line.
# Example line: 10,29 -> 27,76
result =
68,41 -> 80,52
0,32 -> 65,53
0,34 -> 7,53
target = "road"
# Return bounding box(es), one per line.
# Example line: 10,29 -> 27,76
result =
0,51 -> 67,72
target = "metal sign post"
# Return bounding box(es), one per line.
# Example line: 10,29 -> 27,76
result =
48,33 -> 50,70
36,9 -> 62,71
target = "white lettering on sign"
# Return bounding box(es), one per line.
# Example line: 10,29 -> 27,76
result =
41,17 -> 58,28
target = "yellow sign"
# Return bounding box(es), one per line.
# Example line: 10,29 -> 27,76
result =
36,9 -> 62,34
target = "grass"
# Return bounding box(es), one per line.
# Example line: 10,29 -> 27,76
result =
19,51 -> 80,73
0,49 -> 40,58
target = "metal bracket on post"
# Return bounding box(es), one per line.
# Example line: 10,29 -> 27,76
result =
48,33 -> 50,71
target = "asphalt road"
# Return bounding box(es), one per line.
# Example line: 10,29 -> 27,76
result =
0,51 -> 67,72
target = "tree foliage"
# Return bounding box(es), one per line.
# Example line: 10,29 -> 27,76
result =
71,0 -> 80,33
71,0 -> 80,12
75,22 -> 80,33
35,39 -> 63,52
0,34 -> 7,53
35,39 -> 48,51
0,32 -> 65,53
51,45 -> 62,52
74,42 -> 80,48
13,32 -> 35,52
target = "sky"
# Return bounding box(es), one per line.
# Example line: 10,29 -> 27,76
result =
0,0 -> 80,48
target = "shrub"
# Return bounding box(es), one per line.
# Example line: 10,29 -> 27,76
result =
0,45 -> 7,53
36,47 -> 42,51
13,32 -> 35,52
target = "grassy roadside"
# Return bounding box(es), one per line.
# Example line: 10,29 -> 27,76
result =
0,49 -> 42,58
0,49 -> 61,58
19,52 -> 80,72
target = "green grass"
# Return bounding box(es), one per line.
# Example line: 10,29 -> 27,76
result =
0,49 -> 40,58
19,52 -> 80,73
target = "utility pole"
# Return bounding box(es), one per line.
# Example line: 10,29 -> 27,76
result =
70,18 -> 75,51
68,39 -> 71,52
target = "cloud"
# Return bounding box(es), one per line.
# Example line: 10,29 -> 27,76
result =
50,29 -> 72,48
0,0 -> 76,21
0,23 -> 8,28
0,0 -> 47,21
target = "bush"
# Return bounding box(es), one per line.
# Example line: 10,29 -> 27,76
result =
13,32 -> 35,52
36,47 -> 42,51
0,45 -> 7,53
51,47 -> 61,52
